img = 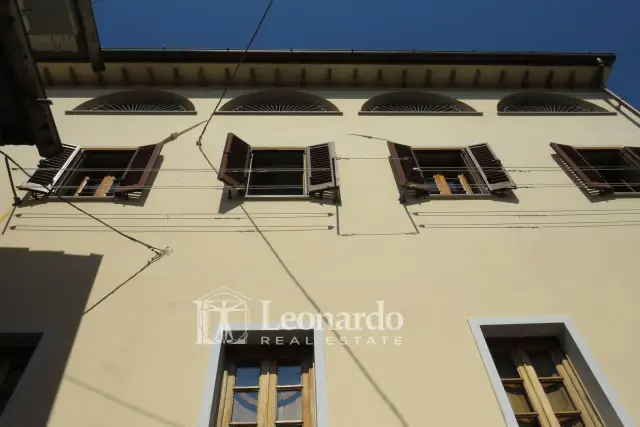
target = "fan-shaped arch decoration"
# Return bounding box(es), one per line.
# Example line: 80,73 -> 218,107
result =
497,92 -> 612,114
360,92 -> 480,115
216,90 -> 341,115
68,90 -> 196,115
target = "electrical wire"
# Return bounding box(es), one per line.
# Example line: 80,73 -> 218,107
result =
195,0 -> 276,147
0,150 -> 169,256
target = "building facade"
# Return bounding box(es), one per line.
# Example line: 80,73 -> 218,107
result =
0,50 -> 639,427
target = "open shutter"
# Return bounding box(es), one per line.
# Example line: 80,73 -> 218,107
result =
217,133 -> 251,190
18,144 -> 82,194
114,143 -> 164,193
306,142 -> 338,194
464,143 -> 516,193
550,143 -> 612,192
386,141 -> 429,192
620,146 -> 640,168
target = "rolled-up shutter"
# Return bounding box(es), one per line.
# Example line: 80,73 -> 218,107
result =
306,142 -> 338,193
386,141 -> 429,193
550,143 -> 612,192
217,133 -> 251,190
114,143 -> 164,193
464,143 -> 516,193
18,144 -> 82,194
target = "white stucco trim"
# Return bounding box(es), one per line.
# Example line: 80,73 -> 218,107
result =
468,316 -> 635,427
198,323 -> 328,427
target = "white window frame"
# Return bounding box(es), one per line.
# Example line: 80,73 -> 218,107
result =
468,316 -> 634,427
197,323 -> 328,427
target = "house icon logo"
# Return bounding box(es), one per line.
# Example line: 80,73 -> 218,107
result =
193,287 -> 251,345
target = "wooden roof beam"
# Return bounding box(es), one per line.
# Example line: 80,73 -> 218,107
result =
376,69 -> 384,87
522,69 -> 530,89
249,67 -> 257,86
351,68 -> 358,86
424,68 -> 432,87
325,68 -> 332,86
498,69 -> 506,87
173,67 -> 181,86
568,70 -> 575,89
448,69 -> 456,87
68,66 -> 78,86
401,69 -> 407,88
300,68 -> 306,87
198,67 -> 206,86
146,67 -> 156,85
545,70 -> 554,89
274,68 -> 282,86
43,67 -> 53,86
121,67 -> 131,86
473,69 -> 481,87
225,67 -> 232,84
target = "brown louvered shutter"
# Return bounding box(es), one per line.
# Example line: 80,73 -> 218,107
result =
18,144 -> 82,194
549,143 -> 613,192
306,142 -> 338,194
463,143 -> 516,193
114,143 -> 164,193
620,146 -> 640,168
386,141 -> 429,192
217,133 -> 252,190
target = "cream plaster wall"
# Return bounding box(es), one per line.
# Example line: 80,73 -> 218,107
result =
0,88 -> 638,427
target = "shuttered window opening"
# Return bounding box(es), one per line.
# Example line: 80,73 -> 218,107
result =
387,142 -> 515,202
0,334 -> 41,417
487,337 -> 604,427
217,133 -> 340,203
550,143 -> 640,195
215,344 -> 316,427
18,144 -> 164,199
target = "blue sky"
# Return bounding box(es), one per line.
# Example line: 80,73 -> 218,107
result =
94,0 -> 640,106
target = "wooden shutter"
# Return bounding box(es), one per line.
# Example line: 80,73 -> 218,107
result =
217,133 -> 252,190
464,143 -> 516,193
386,141 -> 429,192
549,143 -> 612,191
114,143 -> 164,193
620,146 -> 640,168
306,142 -> 338,193
18,144 -> 82,194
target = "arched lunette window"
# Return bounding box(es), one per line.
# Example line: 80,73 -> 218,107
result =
360,92 -> 480,115
498,92 -> 613,115
67,90 -> 196,115
216,90 -> 341,115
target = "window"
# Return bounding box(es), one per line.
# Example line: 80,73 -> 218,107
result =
0,334 -> 41,416
498,93 -> 612,115
18,143 -> 163,199
67,90 -> 196,115
360,91 -> 480,115
487,337 -> 603,427
550,143 -> 640,196
215,344 -> 315,427
387,141 -> 515,202
217,133 -> 340,203
216,91 -> 341,115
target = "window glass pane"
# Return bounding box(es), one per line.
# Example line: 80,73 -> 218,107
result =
278,365 -> 302,386
231,391 -> 259,422
491,350 -> 519,378
528,350 -> 559,377
503,383 -> 532,414
235,366 -> 260,387
558,416 -> 585,427
277,390 -> 302,421
542,382 -> 575,411
517,417 -> 541,427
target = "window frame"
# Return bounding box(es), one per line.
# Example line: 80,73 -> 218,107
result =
198,325 -> 329,427
550,144 -> 640,196
18,144 -> 163,201
468,317 -> 634,427
244,147 -> 310,200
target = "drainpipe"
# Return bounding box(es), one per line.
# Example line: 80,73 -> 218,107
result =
596,57 -> 640,119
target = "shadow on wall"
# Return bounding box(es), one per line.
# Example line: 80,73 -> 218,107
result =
0,248 -> 102,427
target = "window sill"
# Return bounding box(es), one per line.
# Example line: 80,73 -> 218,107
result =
243,195 -> 310,201
359,111 -> 482,116
497,111 -> 616,116
65,110 -> 198,115
213,111 -> 343,116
